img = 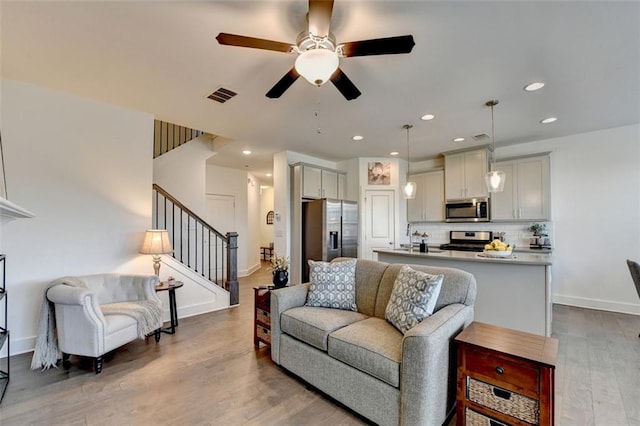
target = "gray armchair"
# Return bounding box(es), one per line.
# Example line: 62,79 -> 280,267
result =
626,259 -> 640,338
46,274 -> 163,373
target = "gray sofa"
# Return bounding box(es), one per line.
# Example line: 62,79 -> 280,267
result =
270,259 -> 477,426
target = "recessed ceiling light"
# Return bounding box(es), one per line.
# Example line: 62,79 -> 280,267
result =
242,150 -> 252,155
421,114 -> 435,121
352,135 -> 364,141
540,117 -> 557,124
524,81 -> 545,92
453,137 -> 465,142
266,173 -> 272,177
390,151 -> 399,156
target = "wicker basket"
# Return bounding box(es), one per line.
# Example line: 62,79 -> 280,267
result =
257,308 -> 270,326
257,326 -> 271,343
465,408 -> 511,426
468,378 -> 539,424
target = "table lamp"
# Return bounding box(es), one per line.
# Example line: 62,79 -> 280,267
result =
139,229 -> 173,276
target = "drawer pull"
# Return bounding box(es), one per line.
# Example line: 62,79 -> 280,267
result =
495,366 -> 504,374
493,387 -> 512,400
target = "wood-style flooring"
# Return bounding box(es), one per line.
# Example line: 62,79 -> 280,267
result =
1,263 -> 639,425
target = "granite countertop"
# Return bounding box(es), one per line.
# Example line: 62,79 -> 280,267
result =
374,248 -> 553,266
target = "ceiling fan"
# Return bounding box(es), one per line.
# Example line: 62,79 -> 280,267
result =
216,0 -> 415,101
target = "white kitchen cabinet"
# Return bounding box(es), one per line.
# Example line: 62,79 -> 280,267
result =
444,148 -> 488,200
338,173 -> 347,200
491,154 -> 550,221
407,170 -> 445,222
301,165 -> 343,199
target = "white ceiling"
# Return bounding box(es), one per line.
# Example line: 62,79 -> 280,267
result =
2,1 -> 639,185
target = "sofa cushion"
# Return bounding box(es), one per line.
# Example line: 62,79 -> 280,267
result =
328,317 -> 403,388
306,259 -> 357,311
385,266 -> 443,334
281,306 -> 368,351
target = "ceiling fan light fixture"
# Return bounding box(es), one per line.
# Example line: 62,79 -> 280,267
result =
295,48 -> 339,86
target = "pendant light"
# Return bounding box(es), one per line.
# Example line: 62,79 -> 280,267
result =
403,124 -> 416,199
484,100 -> 505,192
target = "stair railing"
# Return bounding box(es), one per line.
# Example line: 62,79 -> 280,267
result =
152,184 -> 238,305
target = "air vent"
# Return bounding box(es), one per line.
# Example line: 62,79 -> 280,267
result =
207,87 -> 237,103
473,133 -> 490,141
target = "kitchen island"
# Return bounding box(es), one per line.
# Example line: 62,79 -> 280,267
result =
374,248 -> 553,336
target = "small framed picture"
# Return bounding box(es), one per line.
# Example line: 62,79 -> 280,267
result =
368,162 -> 390,185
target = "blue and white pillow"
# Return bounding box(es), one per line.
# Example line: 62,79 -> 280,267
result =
306,259 -> 357,311
385,265 -> 443,334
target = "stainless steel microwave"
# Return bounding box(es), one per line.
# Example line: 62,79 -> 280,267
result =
445,198 -> 490,222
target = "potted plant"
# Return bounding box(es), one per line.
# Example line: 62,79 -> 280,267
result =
269,253 -> 289,288
528,223 -> 547,246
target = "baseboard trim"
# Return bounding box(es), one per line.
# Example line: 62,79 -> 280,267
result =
239,262 -> 261,277
553,294 -> 640,316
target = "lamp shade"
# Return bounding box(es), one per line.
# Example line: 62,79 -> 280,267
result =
404,181 -> 417,199
139,229 -> 173,255
295,48 -> 339,86
485,170 -> 506,192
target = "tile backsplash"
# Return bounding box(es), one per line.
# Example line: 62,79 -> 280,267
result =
406,221 -> 553,250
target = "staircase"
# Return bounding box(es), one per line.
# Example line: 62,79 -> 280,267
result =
153,119 -> 207,158
152,184 -> 238,305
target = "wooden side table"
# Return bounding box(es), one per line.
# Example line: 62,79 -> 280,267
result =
254,286 -> 273,348
155,281 -> 184,334
455,321 -> 558,426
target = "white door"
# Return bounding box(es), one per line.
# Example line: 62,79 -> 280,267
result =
363,190 -> 395,260
206,194 -> 235,283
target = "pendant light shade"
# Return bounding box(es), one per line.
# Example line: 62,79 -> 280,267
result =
403,124 -> 416,200
404,181 -> 417,199
485,100 -> 505,193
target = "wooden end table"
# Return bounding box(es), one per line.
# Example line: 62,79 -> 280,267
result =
455,321 -> 558,425
254,286 -> 273,348
155,281 -> 184,334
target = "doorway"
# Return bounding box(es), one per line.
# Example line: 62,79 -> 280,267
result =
363,189 -> 395,260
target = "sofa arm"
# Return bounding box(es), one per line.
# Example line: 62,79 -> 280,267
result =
47,284 -> 92,306
47,284 -> 108,356
270,284 -> 309,365
400,304 -> 474,426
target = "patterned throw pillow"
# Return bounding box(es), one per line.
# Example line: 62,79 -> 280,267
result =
306,259 -> 357,311
385,265 -> 444,334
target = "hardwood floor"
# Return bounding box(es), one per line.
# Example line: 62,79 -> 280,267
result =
1,263 -> 639,425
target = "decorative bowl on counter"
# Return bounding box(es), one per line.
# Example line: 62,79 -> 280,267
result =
482,249 -> 513,258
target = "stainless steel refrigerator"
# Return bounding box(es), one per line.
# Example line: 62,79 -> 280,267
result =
302,199 -> 358,282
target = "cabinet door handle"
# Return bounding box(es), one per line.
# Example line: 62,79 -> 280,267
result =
495,366 -> 504,374
518,208 -> 522,218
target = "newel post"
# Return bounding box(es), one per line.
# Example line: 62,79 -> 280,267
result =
225,232 -> 239,305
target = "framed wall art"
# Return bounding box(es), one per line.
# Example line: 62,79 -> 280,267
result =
367,161 -> 390,185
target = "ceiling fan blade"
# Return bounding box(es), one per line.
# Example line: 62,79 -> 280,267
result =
340,35 -> 415,57
330,68 -> 361,101
308,0 -> 334,38
216,33 -> 293,53
266,68 -> 301,98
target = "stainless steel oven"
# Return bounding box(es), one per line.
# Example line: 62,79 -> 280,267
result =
445,198 -> 490,222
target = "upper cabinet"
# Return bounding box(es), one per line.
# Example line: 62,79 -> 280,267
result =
407,170 -> 445,222
491,154 -> 551,221
444,148 -> 489,200
300,164 -> 344,199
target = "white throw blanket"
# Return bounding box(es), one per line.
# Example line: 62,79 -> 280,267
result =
101,300 -> 162,338
31,276 -> 87,371
31,277 -> 163,371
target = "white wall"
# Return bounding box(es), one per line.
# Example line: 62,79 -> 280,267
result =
259,187 -> 274,248
205,164 -> 260,276
499,124 -> 640,314
0,79 -> 155,355
153,136 -> 213,218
